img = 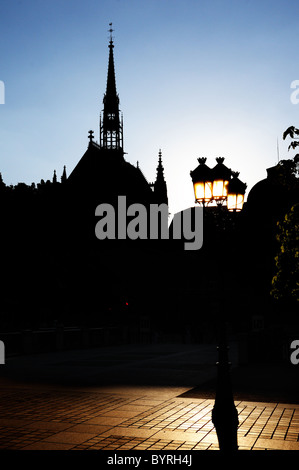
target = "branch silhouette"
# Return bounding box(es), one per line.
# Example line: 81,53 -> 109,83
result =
283,126 -> 299,140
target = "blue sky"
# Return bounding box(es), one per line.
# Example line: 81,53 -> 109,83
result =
0,0 -> 298,215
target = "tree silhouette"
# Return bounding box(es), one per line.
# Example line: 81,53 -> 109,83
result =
270,127 -> 299,309
283,125 -> 299,152
271,203 -> 299,305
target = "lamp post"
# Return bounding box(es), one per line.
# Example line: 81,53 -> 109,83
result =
190,157 -> 246,211
190,156 -> 246,451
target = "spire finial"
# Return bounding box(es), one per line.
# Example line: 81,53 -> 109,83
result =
108,22 -> 114,46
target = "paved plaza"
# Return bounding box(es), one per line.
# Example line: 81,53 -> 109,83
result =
0,343 -> 298,451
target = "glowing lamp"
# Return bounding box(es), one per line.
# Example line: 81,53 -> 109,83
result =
211,157 -> 232,201
227,172 -> 247,212
190,158 -> 213,204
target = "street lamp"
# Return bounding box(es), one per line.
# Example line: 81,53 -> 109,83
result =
190,156 -> 246,212
190,156 -> 245,451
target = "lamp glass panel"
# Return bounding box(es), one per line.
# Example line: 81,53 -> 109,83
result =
227,193 -> 244,211
204,182 -> 213,201
194,182 -> 204,201
194,181 -> 212,202
212,179 -> 229,199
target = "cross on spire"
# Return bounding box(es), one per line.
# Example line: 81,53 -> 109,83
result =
88,130 -> 94,142
108,22 -> 114,44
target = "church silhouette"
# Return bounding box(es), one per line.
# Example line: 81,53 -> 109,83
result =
0,28 -> 298,359
0,28 -> 176,343
60,27 -> 168,210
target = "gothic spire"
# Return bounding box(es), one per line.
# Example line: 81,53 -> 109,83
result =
105,24 -> 118,102
100,24 -> 124,153
61,165 -> 67,184
154,149 -> 168,205
52,169 -> 57,184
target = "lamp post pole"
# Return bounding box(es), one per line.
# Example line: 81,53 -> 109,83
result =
190,156 -> 246,451
211,307 -> 239,451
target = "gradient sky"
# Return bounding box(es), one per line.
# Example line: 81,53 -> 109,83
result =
0,0 -> 299,215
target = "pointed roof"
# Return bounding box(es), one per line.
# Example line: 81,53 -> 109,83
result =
106,42 -> 117,97
103,25 -> 119,110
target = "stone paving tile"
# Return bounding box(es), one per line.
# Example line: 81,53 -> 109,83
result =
118,398 -> 213,432
22,441 -> 74,450
236,401 -> 299,447
23,420 -> 74,431
84,416 -> 127,426
0,388 -> 132,424
71,434 -> 215,451
42,430 -> 99,445
0,426 -> 56,450
100,427 -> 158,439
131,399 -> 165,406
253,438 -> 299,451
0,418 -> 31,428
100,410 -> 141,418
66,423 -> 114,434
0,385 -> 298,450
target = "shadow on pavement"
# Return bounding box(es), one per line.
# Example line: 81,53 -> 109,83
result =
1,343 -> 298,405
180,362 -> 299,404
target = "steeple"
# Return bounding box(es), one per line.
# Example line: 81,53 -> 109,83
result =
61,165 -> 67,184
154,149 -> 168,205
52,169 -> 57,184
100,24 -> 124,154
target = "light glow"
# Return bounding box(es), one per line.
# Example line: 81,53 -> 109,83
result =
194,181 -> 212,203
212,180 -> 229,200
227,194 -> 244,212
